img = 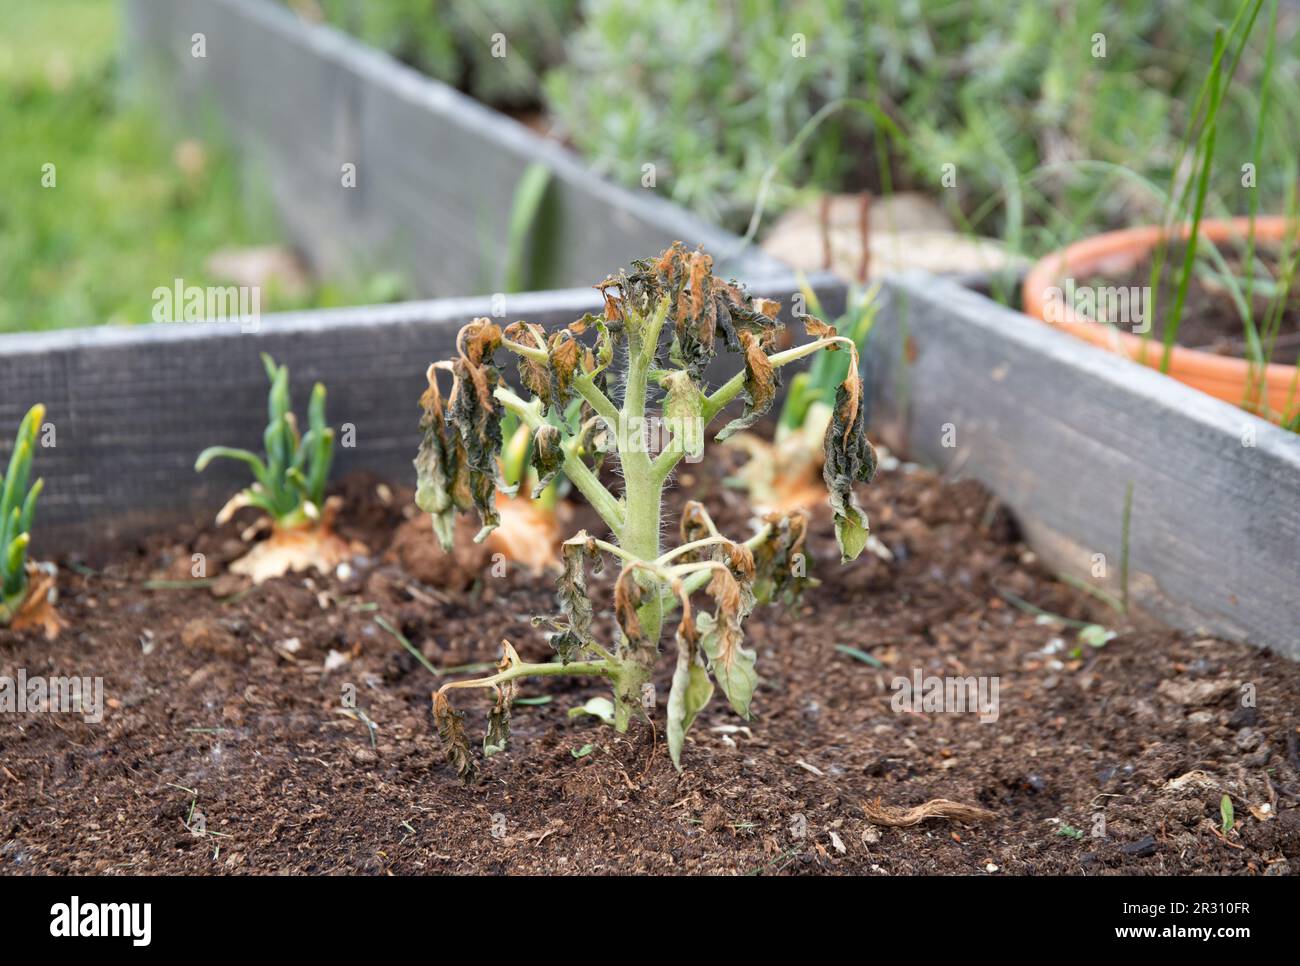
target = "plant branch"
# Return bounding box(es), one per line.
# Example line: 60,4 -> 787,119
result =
574,372 -> 620,428
702,336 -> 851,422
438,657 -> 619,696
658,523 -> 773,612
656,536 -> 729,565
650,335 -> 847,482
590,537 -> 640,565
494,384 -> 625,534
500,336 -> 548,364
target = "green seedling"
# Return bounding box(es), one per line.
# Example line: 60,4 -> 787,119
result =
1,404 -> 57,635
415,244 -> 879,779
195,354 -> 357,582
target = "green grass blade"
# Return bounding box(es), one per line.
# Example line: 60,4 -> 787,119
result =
308,382 -> 327,437
1,439 -> 32,539
1161,30 -> 1227,373
2,405 -> 42,523
194,446 -> 268,482
1243,0 -> 1279,322
503,162 -> 552,294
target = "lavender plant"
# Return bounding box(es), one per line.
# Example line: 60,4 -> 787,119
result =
415,245 -> 877,778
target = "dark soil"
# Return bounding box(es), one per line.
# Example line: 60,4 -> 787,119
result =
1088,241 -> 1300,364
2,451 -> 1298,876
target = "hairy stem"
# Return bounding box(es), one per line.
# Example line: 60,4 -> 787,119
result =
703,335 -> 851,422
656,535 -> 730,565
604,299 -> 675,727
574,372 -> 620,429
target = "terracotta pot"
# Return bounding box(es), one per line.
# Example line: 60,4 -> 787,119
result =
1022,216 -> 1299,422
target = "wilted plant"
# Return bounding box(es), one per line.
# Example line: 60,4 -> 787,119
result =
416,244 -> 877,779
727,280 -> 880,513
196,354 -> 361,583
1,404 -> 60,637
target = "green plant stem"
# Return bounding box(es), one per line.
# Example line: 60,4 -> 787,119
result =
657,536 -> 730,565
501,332 -> 621,426
589,537 -> 639,565
500,336 -> 548,362
574,372 -> 620,428
619,299 -> 671,653
654,334 -> 850,482
659,524 -> 773,612
494,385 -> 625,535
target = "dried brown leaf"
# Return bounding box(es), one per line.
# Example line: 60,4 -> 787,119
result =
433,691 -> 478,783
822,353 -> 877,562
716,329 -> 778,441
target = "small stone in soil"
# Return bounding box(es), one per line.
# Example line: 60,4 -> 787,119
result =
1120,835 -> 1157,858
1228,705 -> 1259,729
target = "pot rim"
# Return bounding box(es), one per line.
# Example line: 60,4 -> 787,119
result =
1022,215 -> 1298,382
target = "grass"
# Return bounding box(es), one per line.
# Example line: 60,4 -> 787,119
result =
0,0 -> 395,333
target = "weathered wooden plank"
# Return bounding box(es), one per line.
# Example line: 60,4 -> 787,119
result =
120,0 -> 782,298
870,275 -> 1300,659
0,277 -> 840,557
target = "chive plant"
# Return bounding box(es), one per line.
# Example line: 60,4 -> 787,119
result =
415,245 -> 878,778
0,404 -> 46,626
1145,0 -> 1300,423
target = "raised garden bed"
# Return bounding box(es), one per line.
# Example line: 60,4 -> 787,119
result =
121,0 -> 781,296
2,263 -> 1297,874
873,276 -> 1300,659
7,272 -> 1296,658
